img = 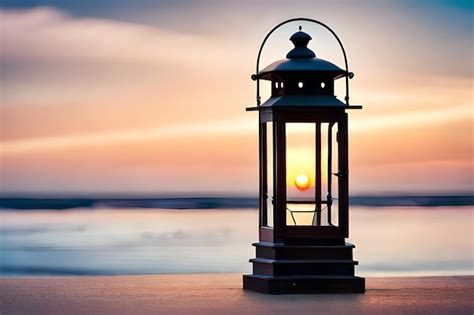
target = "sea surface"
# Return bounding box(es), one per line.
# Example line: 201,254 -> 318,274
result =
1,204 -> 473,277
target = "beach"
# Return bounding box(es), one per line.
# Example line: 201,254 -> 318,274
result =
1,274 -> 473,314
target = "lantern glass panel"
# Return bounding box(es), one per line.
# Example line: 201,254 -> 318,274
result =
329,124 -> 339,226
285,122 -> 340,227
265,122 -> 274,227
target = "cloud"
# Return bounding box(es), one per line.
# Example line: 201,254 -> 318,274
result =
1,104 -> 471,155
0,7 -> 240,67
0,117 -> 255,154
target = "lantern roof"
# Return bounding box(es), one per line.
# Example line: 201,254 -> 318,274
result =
260,95 -> 345,107
246,92 -> 363,111
246,95 -> 362,111
256,29 -> 347,81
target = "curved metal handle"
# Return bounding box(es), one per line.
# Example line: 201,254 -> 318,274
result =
253,18 -> 353,106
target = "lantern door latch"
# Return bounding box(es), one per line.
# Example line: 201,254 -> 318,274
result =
333,170 -> 348,178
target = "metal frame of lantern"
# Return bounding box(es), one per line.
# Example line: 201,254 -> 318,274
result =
252,18 -> 354,107
243,18 -> 365,294
255,109 -> 350,241
248,18 -> 360,243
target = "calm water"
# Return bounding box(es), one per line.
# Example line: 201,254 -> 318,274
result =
1,206 -> 473,276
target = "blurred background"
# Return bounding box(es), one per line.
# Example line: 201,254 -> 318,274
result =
0,0 -> 472,277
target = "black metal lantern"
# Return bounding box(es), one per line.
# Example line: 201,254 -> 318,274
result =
243,18 -> 365,294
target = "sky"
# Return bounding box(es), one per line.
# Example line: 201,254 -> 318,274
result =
0,0 -> 473,195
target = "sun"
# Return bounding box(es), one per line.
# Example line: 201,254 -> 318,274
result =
295,174 -> 311,190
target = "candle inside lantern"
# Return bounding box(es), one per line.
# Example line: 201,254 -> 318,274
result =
295,174 -> 311,190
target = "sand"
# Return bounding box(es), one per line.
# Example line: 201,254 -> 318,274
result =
1,274 -> 473,314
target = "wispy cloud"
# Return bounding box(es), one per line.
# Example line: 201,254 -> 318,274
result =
2,104 -> 470,155
0,7 -> 238,67
0,118 -> 254,154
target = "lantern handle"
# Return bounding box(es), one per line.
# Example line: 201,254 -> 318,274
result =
252,18 -> 353,106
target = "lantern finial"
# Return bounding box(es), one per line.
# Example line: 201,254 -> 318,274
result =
287,30 -> 316,59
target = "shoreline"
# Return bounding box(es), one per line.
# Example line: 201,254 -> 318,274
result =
1,274 -> 473,314
1,195 -> 473,210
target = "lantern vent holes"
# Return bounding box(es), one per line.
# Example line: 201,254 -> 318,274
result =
298,82 -> 304,88
321,82 -> 325,88
274,82 -> 284,89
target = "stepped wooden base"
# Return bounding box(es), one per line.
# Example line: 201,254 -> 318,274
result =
243,274 -> 365,294
244,241 -> 365,294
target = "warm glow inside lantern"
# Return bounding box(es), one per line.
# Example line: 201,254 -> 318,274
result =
243,18 -> 365,294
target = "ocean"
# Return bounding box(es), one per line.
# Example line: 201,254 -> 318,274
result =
1,197 -> 473,277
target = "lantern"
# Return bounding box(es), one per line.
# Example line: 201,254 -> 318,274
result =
243,18 -> 365,294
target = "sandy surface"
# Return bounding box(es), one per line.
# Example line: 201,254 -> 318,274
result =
1,275 -> 473,314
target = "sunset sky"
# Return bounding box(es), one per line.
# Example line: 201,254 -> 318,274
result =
0,0 -> 472,195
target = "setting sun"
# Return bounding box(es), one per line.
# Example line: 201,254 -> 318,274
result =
295,174 -> 311,190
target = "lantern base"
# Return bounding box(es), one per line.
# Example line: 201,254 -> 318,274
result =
244,241 -> 364,294
243,274 -> 365,294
